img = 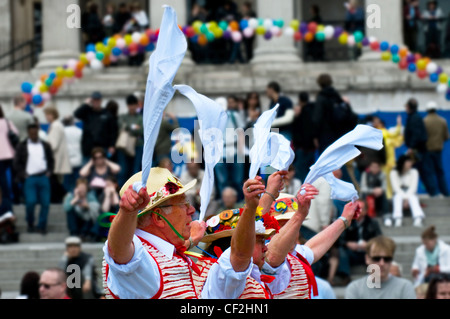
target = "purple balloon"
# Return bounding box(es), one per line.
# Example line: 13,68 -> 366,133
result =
300,22 -> 308,33
138,45 -> 146,54
150,34 -> 158,42
361,37 -> 370,46
436,66 -> 443,74
182,26 -> 189,34
264,31 -> 272,40
223,30 -> 231,40
406,53 -> 415,63
122,47 -> 130,56
334,26 -> 343,38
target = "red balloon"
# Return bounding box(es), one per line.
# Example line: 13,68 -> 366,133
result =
75,69 -> 83,78
294,31 -> 302,41
49,85 -> 58,95
399,58 -> 408,70
370,41 -> 379,51
129,42 -> 139,53
22,93 -> 32,104
307,22 -> 317,34
417,69 -> 427,79
414,53 -> 422,61
146,29 -> 154,38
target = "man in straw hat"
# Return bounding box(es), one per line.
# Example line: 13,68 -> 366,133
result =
265,190 -> 362,299
102,167 -> 209,299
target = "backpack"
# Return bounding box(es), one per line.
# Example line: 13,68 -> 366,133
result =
331,98 -> 359,137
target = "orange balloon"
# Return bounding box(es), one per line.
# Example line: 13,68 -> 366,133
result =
76,61 -> 85,70
40,74 -> 47,82
53,77 -> 63,88
198,34 -> 207,46
139,35 -> 149,46
399,47 -> 408,58
229,21 -> 239,31
304,32 -> 314,42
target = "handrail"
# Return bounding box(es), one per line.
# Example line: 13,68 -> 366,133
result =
0,34 -> 42,71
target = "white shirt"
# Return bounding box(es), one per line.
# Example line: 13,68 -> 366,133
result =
64,126 -> 83,168
26,139 -> 47,176
202,247 -> 292,299
133,10 -> 149,27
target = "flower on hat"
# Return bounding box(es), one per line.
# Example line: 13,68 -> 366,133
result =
262,213 -> 280,233
164,182 -> 180,194
292,200 -> 298,211
255,220 -> 266,234
274,201 -> 288,214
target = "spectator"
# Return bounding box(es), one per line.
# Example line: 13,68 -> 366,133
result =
8,95 -> 33,142
17,271 -> 40,299
100,175 -> 120,215
344,0 -> 365,59
403,0 -> 421,52
244,103 -> 261,150
44,107 -> 72,200
63,178 -> 100,239
74,92 -> 116,164
311,277 -> 337,299
390,261 -> 403,277
0,187 -> 18,244
360,161 -> 390,224
105,100 -> 120,160
79,147 -> 121,201
244,91 -> 261,116
372,115 -> 404,199
62,115 -> 83,193
266,81 -> 294,140
113,2 -> 132,34
283,165 -> 302,195
214,96 -> 245,200
411,225 -> 450,287
154,112 -> 179,166
404,98 -> 436,196
102,3 -> 116,37
305,5 -> 325,61
81,2 -> 104,47
116,94 -> 144,187
215,187 -> 243,215
13,123 -> 54,235
345,235 -> 416,299
389,154 -> 426,228
241,2 -> 257,62
425,273 -> 450,299
39,268 -> 70,299
292,91 -> 318,183
187,3 -> 209,63
423,101 -> 449,197
422,0 -> 444,59
158,157 -> 174,174
217,1 -> 244,64
416,283 -> 428,299
131,2 -> 149,31
59,236 -> 100,299
0,104 -> 19,213
328,200 -> 382,286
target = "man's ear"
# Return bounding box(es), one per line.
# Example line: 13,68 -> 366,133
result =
151,208 -> 166,228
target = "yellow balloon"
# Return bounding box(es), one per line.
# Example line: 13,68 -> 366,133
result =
381,51 -> 391,61
338,33 -> 348,45
65,69 -> 75,78
256,26 -> 265,35
290,19 -> 300,30
317,24 -> 325,32
439,73 -> 448,84
193,20 -> 202,33
79,54 -> 89,65
417,59 -> 426,70
107,38 -> 116,48
39,84 -> 49,93
124,34 -> 132,45
55,67 -> 65,78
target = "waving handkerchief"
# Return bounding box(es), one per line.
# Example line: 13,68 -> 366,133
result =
133,5 -> 187,193
174,84 -> 228,221
248,104 -> 279,179
302,124 -> 384,202
266,132 -> 295,171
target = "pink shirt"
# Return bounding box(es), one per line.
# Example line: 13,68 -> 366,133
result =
0,119 -> 18,160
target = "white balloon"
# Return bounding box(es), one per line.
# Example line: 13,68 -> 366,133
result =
90,58 -> 103,70
324,26 -> 335,39
283,27 -> 294,37
437,83 -> 447,93
132,31 -> 142,44
67,59 -> 78,70
42,92 -> 51,102
243,27 -> 254,38
369,36 -> 377,43
270,26 -> 281,37
263,19 -> 273,29
347,35 -> 355,47
231,31 -> 242,43
116,38 -> 126,49
426,62 -> 438,74
86,51 -> 96,62
248,18 -> 258,29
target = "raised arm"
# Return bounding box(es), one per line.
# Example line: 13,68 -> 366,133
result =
79,159 -> 94,177
305,201 -> 361,264
230,177 -> 265,272
259,170 -> 289,214
266,184 -> 319,268
107,185 -> 150,264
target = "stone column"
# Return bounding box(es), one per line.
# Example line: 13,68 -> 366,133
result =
34,0 -> 81,72
359,0 -> 403,60
251,0 -> 302,68
0,0 -> 11,70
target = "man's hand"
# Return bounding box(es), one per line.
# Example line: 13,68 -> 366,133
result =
412,268 -> 420,279
119,185 -> 150,215
266,170 -> 288,199
341,201 -> 363,228
296,183 -> 319,212
373,187 -> 383,197
243,177 -> 265,210
190,220 -> 207,247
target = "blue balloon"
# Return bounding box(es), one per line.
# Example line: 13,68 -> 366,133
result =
408,63 -> 417,73
390,44 -> 399,55
86,44 -> 96,52
32,94 -> 43,105
430,73 -> 439,83
190,35 -> 198,43
145,43 -> 155,52
240,19 -> 248,30
446,92 -> 450,101
112,47 -> 122,56
48,72 -> 56,79
380,41 -> 389,51
21,82 -> 33,94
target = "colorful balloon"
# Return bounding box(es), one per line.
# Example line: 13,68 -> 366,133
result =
21,82 -> 33,93
439,73 -> 448,84
429,73 -> 439,82
408,63 -> 417,73
379,41 -> 389,51
353,30 -> 364,43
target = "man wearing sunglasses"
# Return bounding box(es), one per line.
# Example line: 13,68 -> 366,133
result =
345,235 -> 416,299
39,268 -> 70,299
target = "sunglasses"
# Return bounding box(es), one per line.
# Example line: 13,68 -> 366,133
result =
370,256 -> 393,263
39,283 -> 61,289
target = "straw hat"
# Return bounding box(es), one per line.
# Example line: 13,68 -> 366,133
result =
201,207 -> 277,244
120,167 -> 197,217
269,193 -> 307,221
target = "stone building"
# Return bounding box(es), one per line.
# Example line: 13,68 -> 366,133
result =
0,0 -> 449,123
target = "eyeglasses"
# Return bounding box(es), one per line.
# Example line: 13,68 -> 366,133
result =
39,282 -> 61,289
370,256 -> 393,263
158,201 -> 192,210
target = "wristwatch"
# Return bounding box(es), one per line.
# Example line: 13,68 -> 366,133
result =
339,216 -> 349,229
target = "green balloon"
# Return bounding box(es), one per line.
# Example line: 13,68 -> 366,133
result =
315,32 -> 325,42
219,21 -> 228,31
275,19 -> 284,28
96,52 -> 105,61
354,31 -> 364,43
392,54 -> 401,63
200,23 -> 208,34
206,32 -> 215,42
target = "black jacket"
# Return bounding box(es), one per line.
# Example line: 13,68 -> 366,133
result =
313,86 -> 341,140
340,216 -> 382,245
13,139 -> 55,182
292,102 -> 318,151
405,111 -> 428,152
